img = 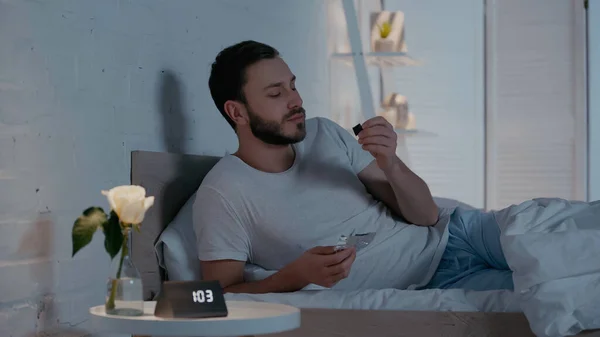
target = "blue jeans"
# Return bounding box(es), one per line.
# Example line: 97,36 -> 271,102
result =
425,207 -> 514,291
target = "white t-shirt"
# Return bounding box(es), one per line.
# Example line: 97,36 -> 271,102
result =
193,117 -> 451,290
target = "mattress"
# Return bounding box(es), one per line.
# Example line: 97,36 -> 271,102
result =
224,287 -> 520,313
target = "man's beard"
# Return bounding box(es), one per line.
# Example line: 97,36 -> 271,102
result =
247,106 -> 307,145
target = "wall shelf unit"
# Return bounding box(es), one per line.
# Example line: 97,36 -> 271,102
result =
329,0 -> 432,165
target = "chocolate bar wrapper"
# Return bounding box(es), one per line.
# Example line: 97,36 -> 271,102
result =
345,232 -> 376,252
334,232 -> 376,252
334,235 -> 348,251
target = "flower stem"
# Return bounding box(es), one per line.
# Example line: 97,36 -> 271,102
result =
106,230 -> 129,312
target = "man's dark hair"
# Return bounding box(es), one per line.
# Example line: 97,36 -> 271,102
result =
208,40 -> 280,129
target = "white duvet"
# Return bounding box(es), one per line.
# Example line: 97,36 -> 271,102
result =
224,198 -> 600,337
495,198 -> 600,337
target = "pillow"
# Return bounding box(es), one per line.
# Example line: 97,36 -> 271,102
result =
155,192 -> 202,281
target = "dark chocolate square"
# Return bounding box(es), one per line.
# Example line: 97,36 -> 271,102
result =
352,124 -> 363,136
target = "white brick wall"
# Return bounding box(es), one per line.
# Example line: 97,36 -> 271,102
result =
0,0 -> 329,335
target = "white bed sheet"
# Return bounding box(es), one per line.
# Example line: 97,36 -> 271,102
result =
224,288 -> 521,313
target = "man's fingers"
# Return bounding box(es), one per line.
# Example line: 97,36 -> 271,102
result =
361,116 -> 389,129
344,250 -> 357,268
361,116 -> 393,130
323,247 -> 354,266
329,258 -> 349,275
358,135 -> 394,147
358,125 -> 395,139
362,144 -> 388,154
320,250 -> 356,287
328,251 -> 356,277
357,124 -> 397,153
310,246 -> 337,255
326,270 -> 348,287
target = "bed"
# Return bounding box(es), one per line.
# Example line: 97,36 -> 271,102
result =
130,150 -> 600,337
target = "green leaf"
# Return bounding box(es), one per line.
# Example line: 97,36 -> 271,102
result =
72,207 -> 107,257
102,211 -> 123,260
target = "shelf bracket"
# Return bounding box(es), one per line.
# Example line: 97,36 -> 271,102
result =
341,0 -> 376,119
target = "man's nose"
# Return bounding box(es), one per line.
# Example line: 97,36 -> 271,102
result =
288,90 -> 303,110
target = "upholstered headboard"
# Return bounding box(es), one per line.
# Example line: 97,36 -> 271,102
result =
130,150 -> 221,300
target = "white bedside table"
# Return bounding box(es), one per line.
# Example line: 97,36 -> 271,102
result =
89,300 -> 300,337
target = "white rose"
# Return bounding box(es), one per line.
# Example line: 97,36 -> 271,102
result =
101,185 -> 155,225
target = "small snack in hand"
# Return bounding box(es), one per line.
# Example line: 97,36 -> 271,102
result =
352,123 -> 363,136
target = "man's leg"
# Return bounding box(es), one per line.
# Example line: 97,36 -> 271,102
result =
425,207 -> 513,291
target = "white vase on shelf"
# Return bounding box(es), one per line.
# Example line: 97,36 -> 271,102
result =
374,38 -> 395,53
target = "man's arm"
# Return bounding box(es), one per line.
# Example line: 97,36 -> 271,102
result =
200,260 -> 307,294
358,159 -> 438,226
355,117 -> 438,226
200,246 -> 356,294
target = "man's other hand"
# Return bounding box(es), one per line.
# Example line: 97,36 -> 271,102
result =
285,245 -> 356,288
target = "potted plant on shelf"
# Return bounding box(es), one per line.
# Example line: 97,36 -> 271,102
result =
71,185 -> 154,316
374,20 -> 394,52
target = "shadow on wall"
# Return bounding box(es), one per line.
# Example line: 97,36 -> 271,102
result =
159,69 -> 189,154
153,69 -> 197,287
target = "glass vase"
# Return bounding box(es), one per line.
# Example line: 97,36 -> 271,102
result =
105,229 -> 144,316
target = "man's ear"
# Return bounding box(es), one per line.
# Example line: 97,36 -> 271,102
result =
224,100 -> 249,127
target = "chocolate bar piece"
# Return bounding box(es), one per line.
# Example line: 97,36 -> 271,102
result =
352,124 -> 363,136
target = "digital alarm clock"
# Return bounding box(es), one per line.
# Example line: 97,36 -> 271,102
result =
154,280 -> 228,319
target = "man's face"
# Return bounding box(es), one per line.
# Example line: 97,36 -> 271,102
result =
241,57 -> 306,145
